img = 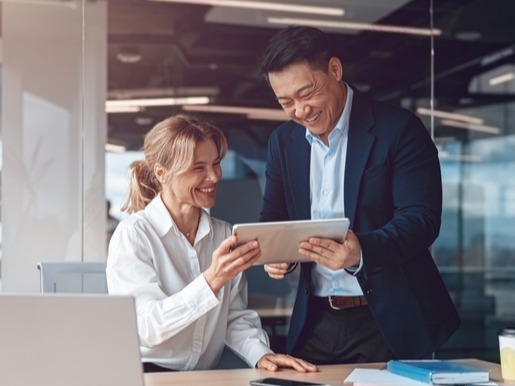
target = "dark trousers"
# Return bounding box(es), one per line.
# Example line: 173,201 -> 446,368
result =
291,296 -> 396,365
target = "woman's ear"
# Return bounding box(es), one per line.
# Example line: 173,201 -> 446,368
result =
154,163 -> 166,185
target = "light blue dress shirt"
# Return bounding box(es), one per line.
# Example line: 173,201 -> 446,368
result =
306,84 -> 363,297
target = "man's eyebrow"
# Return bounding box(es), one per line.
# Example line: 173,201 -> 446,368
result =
276,84 -> 313,101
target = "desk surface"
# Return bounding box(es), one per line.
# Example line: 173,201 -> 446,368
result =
144,359 -> 503,386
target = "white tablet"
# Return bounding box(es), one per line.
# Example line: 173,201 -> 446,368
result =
232,217 -> 350,265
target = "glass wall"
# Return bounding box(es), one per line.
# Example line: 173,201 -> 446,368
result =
0,0 -> 107,292
431,8 -> 515,359
2,0 -> 514,362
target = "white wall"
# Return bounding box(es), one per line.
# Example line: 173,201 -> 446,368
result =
1,0 -> 107,292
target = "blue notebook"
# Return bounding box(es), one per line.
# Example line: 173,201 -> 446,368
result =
386,360 -> 490,385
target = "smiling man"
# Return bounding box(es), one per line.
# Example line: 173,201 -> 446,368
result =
258,25 -> 460,364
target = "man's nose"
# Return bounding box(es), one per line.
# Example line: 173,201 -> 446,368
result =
294,101 -> 310,119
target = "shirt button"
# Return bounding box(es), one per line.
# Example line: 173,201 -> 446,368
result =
323,190 -> 329,196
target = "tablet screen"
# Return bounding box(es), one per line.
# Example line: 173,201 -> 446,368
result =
232,218 -> 350,265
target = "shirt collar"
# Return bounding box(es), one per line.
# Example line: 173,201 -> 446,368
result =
305,82 -> 353,145
145,194 -> 214,240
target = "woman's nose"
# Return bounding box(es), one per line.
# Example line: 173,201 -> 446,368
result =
206,167 -> 220,182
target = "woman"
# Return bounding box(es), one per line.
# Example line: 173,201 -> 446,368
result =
106,114 -> 316,373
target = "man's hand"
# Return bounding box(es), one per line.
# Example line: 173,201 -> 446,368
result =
263,263 -> 290,279
257,353 -> 318,372
298,230 -> 361,271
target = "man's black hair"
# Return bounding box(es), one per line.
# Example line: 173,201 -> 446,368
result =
259,26 -> 334,83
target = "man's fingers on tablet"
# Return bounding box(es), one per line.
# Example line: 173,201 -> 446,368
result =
316,245 -> 327,255
309,237 -> 335,249
299,247 -> 324,263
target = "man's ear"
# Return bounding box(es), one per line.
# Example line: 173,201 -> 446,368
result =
328,57 -> 343,81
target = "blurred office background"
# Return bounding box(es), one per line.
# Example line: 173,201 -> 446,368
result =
1,0 -> 514,362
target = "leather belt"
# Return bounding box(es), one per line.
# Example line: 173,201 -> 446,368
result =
314,295 -> 368,310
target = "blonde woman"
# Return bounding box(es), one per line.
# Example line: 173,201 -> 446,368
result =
106,114 -> 317,373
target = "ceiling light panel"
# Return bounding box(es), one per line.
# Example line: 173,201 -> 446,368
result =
417,107 -> 484,125
489,72 -> 515,86
149,0 -> 344,16
267,17 -> 441,36
205,0 -> 410,36
106,96 -> 210,109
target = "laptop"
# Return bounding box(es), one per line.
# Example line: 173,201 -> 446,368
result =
0,293 -> 144,386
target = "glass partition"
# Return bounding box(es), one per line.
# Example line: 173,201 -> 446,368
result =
432,1 -> 515,360
1,0 -> 514,362
0,0 -> 107,292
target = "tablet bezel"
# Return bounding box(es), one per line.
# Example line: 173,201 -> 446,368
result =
232,218 -> 350,265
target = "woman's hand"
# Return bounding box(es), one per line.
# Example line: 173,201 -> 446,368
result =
263,263 -> 290,279
204,235 -> 261,294
257,353 -> 318,372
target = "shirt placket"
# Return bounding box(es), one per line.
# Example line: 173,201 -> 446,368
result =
185,246 -> 206,369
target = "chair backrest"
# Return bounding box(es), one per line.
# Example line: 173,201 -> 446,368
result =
37,261 -> 108,294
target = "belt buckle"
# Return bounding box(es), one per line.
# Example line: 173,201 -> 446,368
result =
328,295 -> 341,310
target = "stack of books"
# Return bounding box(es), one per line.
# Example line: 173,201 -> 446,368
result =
386,359 -> 490,385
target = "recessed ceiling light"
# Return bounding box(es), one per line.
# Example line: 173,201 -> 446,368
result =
135,116 -> 154,126
489,72 -> 515,86
105,143 -> 127,153
116,47 -> 142,64
459,98 -> 474,105
455,31 -> 482,41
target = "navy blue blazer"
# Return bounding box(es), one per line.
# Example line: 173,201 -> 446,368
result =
259,90 -> 460,359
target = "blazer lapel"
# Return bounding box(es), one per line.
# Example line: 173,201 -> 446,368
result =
285,125 -> 311,220
345,91 -> 376,227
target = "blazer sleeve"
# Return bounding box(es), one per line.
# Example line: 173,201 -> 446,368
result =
354,110 -> 442,274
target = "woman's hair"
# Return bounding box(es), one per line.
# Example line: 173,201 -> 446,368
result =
121,114 -> 227,214
259,25 -> 334,84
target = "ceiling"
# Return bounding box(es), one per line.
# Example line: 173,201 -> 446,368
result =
106,0 -> 515,151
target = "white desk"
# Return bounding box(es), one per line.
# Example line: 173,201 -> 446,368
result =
144,359 -> 504,386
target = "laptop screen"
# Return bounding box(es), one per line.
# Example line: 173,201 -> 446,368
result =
0,293 -> 144,386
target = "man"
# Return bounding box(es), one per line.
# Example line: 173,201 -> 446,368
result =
259,26 -> 460,364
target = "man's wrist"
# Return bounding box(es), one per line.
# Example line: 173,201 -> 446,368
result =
344,251 -> 363,275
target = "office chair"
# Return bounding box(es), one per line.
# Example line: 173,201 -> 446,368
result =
36,261 -> 249,368
37,261 -> 108,294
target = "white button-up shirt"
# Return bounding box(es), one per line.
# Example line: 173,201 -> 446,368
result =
106,195 -> 272,370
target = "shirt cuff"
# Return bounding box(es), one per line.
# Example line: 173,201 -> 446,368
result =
344,250 -> 363,276
285,262 -> 298,274
250,346 -> 274,368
